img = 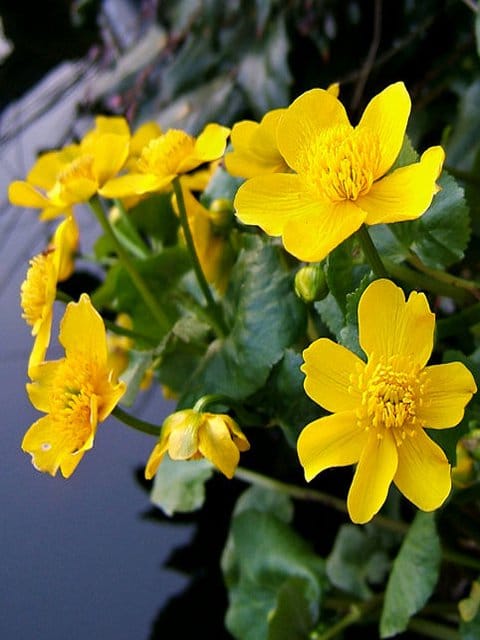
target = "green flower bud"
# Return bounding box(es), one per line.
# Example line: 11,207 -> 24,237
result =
294,264 -> 328,303
209,198 -> 234,230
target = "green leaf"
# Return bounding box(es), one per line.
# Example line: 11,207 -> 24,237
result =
445,79 -> 480,170
150,457 -> 214,516
178,238 -> 307,405
267,577 -> 318,640
380,512 -> 441,638
200,165 -> 243,209
325,238 -> 355,314
262,349 -> 321,448
476,11 -> 480,58
117,349 -> 155,407
410,172 -> 471,269
314,293 -> 345,337
224,510 -> 326,640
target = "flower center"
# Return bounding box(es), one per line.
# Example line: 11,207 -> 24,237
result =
355,355 -> 427,445
57,154 -> 95,186
21,251 -> 55,327
303,125 -> 380,202
137,130 -> 195,176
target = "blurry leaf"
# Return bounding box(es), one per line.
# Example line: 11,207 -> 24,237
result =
200,166 -> 243,209
150,457 -> 214,516
380,512 -> 441,638
263,349 -> 321,447
460,580 -> 480,639
476,12 -> 480,59
237,13 -> 291,116
314,293 -> 345,337
162,34 -> 219,99
224,510 -> 326,640
446,79 -> 480,170
177,237 -> 307,405
267,577 -> 318,640
390,135 -> 419,171
118,349 -> 155,406
326,524 -> 394,599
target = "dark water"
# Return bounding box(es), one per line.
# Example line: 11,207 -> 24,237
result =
0,8 -> 199,638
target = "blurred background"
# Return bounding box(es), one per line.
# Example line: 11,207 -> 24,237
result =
1,1 -> 479,638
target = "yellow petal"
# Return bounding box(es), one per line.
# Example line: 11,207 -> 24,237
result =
358,146 -> 445,225
297,411 -> 366,482
26,360 -> 62,410
130,121 -> 163,159
189,123 -> 230,169
357,82 -> 411,179
8,181 -> 51,209
27,306 -> 53,377
224,415 -> 250,452
168,411 -> 201,460
358,279 -> 435,367
99,173 -> 173,198
419,362 -> 477,428
234,173 -> 317,236
347,430 -> 398,524
93,115 -> 130,136
144,437 -> 169,479
27,145 -> 80,189
96,380 -> 127,422
89,133 -> 130,186
394,429 -> 451,510
21,414 -> 94,477
198,414 -> 240,478
301,338 -> 364,412
59,294 -> 108,364
282,200 -> 366,262
277,88 -> 349,172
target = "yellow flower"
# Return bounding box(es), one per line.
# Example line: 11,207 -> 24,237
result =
21,216 -> 77,376
23,294 -> 126,477
8,116 -> 130,219
225,109 -> 290,179
234,82 -> 445,262
145,409 -> 250,480
99,123 -> 230,199
225,84 -> 339,180
297,279 -> 477,524
173,186 -> 234,294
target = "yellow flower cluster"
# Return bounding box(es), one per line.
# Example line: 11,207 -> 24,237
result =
10,81 -> 478,525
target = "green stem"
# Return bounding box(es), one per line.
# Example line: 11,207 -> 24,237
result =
112,406 -> 161,436
407,253 -> 480,297
313,595 -> 383,640
234,467 -> 480,571
193,394 -> 231,412
356,225 -> 389,278
113,198 -> 151,258
383,259 -> 471,304
89,196 -> 170,334
172,177 -> 228,336
407,617 -> 460,640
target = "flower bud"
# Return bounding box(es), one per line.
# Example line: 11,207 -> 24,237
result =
294,264 -> 328,303
208,198 -> 234,231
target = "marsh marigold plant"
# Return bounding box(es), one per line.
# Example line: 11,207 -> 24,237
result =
234,82 -> 445,262
297,279 -> 477,524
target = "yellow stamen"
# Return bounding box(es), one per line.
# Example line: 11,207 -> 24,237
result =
137,130 -> 195,175
21,251 -> 54,327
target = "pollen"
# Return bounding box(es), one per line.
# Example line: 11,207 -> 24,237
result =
21,251 -> 55,328
355,354 -> 428,445
138,130 -> 195,176
303,124 -> 381,202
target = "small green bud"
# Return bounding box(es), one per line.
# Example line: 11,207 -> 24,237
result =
208,198 -> 234,230
294,264 -> 328,303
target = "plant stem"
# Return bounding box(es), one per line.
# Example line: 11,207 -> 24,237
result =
356,225 -> 389,278
112,198 -> 151,259
407,253 -> 480,298
172,177 -> 228,336
407,617 -> 460,640
112,406 -> 161,436
235,467 -> 480,572
313,595 -> 383,640
89,196 -> 170,334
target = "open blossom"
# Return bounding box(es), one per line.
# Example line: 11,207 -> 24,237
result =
225,83 -> 339,180
99,123 -> 230,199
297,279 -> 477,524
145,409 -> 250,480
23,294 -> 126,478
21,216 -> 78,376
234,82 -> 445,262
8,116 -> 130,219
